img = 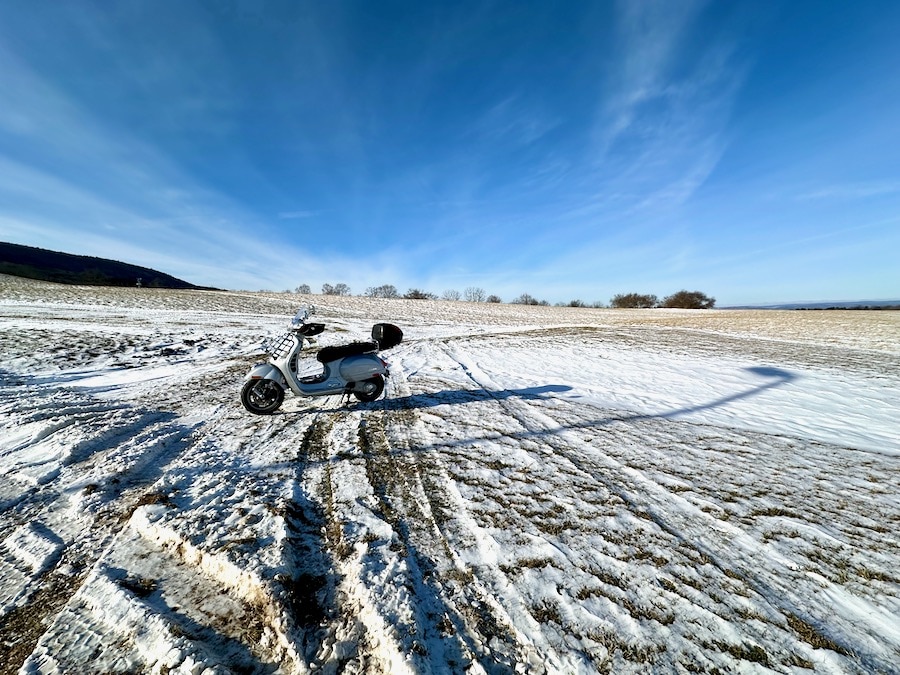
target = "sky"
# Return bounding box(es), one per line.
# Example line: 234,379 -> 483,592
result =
1,1 -> 899,305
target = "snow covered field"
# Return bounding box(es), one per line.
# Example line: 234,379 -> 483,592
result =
1,273 -> 898,674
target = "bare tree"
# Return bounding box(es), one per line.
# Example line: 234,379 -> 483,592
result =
512,293 -> 538,305
442,289 -> 461,301
365,284 -> 399,298
322,283 -> 351,296
464,287 -> 486,302
512,293 -> 549,306
295,284 -> 311,294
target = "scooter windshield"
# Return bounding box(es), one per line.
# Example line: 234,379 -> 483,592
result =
290,307 -> 310,327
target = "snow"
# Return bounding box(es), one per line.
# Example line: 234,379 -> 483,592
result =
1,273 -> 898,674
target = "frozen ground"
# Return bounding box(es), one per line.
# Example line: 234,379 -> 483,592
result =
1,273 -> 898,674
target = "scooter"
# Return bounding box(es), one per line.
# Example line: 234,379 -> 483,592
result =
241,307 -> 403,415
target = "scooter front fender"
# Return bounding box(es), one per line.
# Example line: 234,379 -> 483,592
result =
245,362 -> 287,387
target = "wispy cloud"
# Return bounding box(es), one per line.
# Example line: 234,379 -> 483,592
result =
797,181 -> 900,201
278,210 -> 321,220
472,95 -> 560,147
599,0 -> 708,144
584,0 -> 742,212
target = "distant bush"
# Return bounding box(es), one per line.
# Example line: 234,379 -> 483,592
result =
486,294 -> 503,303
322,283 -> 351,296
404,288 -> 437,299
610,293 -> 658,308
365,284 -> 399,298
660,290 -> 715,309
295,284 -> 311,294
512,293 -> 549,306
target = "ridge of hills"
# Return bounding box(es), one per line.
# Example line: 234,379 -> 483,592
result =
0,241 -> 211,290
726,300 -> 900,310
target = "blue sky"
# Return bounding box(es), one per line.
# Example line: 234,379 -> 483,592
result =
1,1 -> 898,305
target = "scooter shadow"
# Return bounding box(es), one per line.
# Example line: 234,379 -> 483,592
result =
282,384 -> 574,414
378,384 -> 573,411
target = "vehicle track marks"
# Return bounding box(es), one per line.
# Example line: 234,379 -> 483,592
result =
0,374 -> 214,672
434,339 -> 897,672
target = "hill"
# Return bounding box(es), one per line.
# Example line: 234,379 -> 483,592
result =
726,300 -> 900,310
0,241 -> 207,289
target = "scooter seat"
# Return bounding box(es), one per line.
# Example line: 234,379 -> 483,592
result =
316,341 -> 378,363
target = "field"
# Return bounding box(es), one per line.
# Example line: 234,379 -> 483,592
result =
1,273 -> 898,674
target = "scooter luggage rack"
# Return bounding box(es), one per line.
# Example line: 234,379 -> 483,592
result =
267,333 -> 294,359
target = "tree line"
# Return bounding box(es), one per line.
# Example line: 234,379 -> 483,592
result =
610,290 -> 716,309
288,283 -> 716,309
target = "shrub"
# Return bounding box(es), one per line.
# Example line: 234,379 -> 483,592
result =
660,290 -> 715,309
365,284 -> 399,298
610,293 -> 658,308
512,293 -> 549,306
404,288 -> 437,299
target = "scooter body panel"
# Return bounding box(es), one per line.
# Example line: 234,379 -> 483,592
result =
285,362 -> 346,396
280,356 -> 387,396
339,354 -> 387,383
245,362 -> 287,387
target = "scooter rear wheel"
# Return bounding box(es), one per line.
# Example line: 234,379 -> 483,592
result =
353,375 -> 385,402
241,379 -> 285,414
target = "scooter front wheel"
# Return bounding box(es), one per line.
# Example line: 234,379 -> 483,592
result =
241,379 -> 285,414
353,375 -> 385,402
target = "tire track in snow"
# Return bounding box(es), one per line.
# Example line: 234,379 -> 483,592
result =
294,411 -> 405,673
0,374 -> 204,673
492,384 -> 896,671
434,342 -> 750,668
437,339 -> 898,673
358,408 -> 534,673
15,401 -> 337,674
287,377 -> 544,674
282,412 -> 349,671
370,355 -> 559,672
434,342 -> 665,671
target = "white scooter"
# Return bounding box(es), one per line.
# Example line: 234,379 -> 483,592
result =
241,307 -> 403,415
